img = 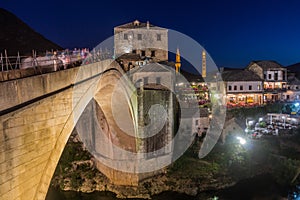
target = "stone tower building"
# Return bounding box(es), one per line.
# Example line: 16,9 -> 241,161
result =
114,20 -> 168,63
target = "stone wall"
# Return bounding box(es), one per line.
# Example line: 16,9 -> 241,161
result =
0,59 -> 138,200
114,27 -> 168,62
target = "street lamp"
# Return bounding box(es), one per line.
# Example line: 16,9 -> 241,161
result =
237,136 -> 246,145
282,116 -> 286,129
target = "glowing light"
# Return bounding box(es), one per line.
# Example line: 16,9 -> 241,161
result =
236,136 -> 246,145
248,120 -> 254,125
295,103 -> 299,107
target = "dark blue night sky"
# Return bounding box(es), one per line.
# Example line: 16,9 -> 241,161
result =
2,0 -> 300,68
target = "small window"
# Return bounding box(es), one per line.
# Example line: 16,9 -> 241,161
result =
274,72 -> 278,80
138,34 -> 142,40
228,85 -> 232,91
156,77 -> 161,84
240,85 -> 243,90
249,85 -> 252,90
143,77 -> 148,85
268,74 -> 271,79
151,50 -> 155,57
141,50 -> 146,57
234,86 -> 237,90
132,49 -> 136,54
157,34 -> 161,41
124,34 -> 128,40
296,86 -> 299,90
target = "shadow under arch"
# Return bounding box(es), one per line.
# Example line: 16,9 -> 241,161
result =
34,60 -> 138,199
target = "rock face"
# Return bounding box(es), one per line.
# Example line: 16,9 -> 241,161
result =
50,131 -> 237,199
0,8 -> 62,55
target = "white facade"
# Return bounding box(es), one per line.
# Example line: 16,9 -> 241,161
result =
264,70 -> 286,81
226,81 -> 263,93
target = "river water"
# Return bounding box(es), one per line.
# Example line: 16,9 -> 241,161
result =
45,174 -> 288,200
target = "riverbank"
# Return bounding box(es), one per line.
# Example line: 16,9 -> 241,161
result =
49,130 -> 300,199
47,173 -> 287,200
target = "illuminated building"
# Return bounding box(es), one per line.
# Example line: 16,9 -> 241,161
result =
282,77 -> 300,101
247,60 -> 287,103
114,20 -> 168,70
221,68 -> 264,107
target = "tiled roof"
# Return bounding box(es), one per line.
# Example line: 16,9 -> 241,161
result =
159,61 -> 204,82
289,77 -> 300,85
251,60 -> 285,70
225,117 -> 246,129
115,20 -> 166,30
221,69 -> 263,81
287,62 -> 300,72
137,62 -> 170,72
117,53 -> 142,61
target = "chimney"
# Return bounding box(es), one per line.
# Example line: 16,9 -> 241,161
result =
220,67 -> 224,73
147,21 -> 149,29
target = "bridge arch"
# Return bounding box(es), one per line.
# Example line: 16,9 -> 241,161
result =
0,60 -> 138,200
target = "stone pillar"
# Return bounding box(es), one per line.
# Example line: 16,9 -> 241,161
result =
166,91 -> 173,154
138,81 -> 145,153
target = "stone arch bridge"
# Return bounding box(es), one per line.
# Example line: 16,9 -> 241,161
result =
0,60 -> 140,200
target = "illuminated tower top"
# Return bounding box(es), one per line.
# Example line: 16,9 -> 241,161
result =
175,48 -> 181,73
202,50 -> 206,78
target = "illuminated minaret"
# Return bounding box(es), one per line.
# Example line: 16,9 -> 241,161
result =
175,48 -> 181,73
202,50 -> 206,78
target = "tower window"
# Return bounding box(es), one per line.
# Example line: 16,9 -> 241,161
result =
249,85 -> 252,90
132,49 -> 136,54
151,50 -> 156,57
138,34 -> 142,40
234,86 -> 237,90
228,85 -> 232,91
268,74 -> 272,79
157,34 -> 161,41
141,50 -> 146,56
240,85 -> 243,90
124,34 -> 128,40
